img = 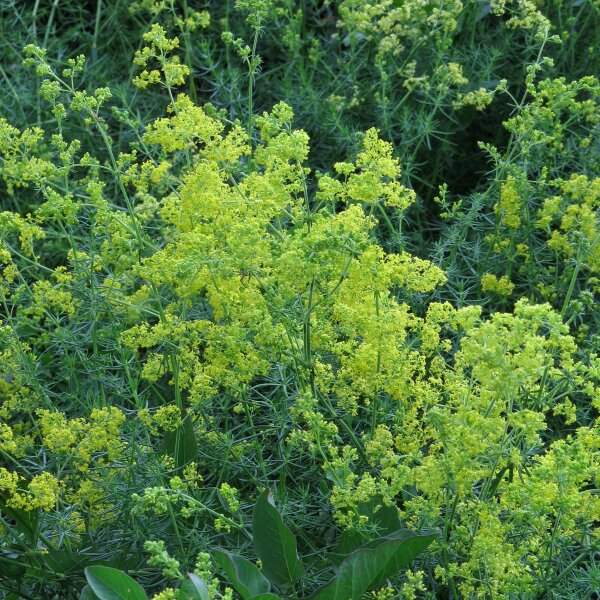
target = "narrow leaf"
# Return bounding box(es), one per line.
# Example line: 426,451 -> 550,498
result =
213,548 -> 270,600
85,566 -> 148,600
252,491 -> 304,586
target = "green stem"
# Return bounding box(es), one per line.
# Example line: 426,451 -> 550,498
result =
93,0 -> 102,57
247,24 -> 261,142
560,260 -> 580,320
371,290 -> 381,436
42,0 -> 60,51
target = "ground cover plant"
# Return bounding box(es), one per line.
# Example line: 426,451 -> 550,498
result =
0,1 -> 599,598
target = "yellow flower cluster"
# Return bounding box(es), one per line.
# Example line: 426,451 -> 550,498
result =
481,273 -> 515,296
130,1 -> 210,33
0,468 -> 59,512
139,405 -> 182,435
0,119 -> 56,194
121,96 -> 432,418
478,75 -> 600,308
495,175 -> 523,229
324,298 -> 600,595
540,175 -> 600,272
0,27 -> 598,598
337,0 -> 463,57
133,24 -> 190,89
38,407 -> 125,471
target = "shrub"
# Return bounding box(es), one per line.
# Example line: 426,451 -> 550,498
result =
0,3 -> 599,599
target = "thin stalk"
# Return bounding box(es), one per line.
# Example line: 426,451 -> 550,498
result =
42,0 -> 60,52
92,0 -> 103,58
560,260 -> 580,320
247,24 -> 261,142
371,290 -> 381,436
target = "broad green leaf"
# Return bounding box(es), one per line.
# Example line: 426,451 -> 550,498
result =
371,504 -> 402,536
0,501 -> 38,543
162,413 -> 198,470
252,491 -> 304,586
329,501 -> 401,566
85,566 -> 148,600
356,497 -> 402,536
327,529 -> 367,567
0,546 -> 83,581
0,553 -> 26,578
179,573 -> 210,600
46,548 -> 87,574
80,585 -> 101,600
312,530 -> 437,600
213,548 -> 270,600
476,2 -> 492,22
250,595 -> 282,599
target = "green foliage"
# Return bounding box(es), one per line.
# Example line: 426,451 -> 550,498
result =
85,567 -> 148,600
213,549 -> 271,600
313,530 -> 438,600
82,494 -> 434,600
0,1 -> 599,599
251,492 -> 304,587
179,575 -> 210,600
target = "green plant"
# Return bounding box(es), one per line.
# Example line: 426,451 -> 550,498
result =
1,2 -> 599,599
81,492 -> 436,600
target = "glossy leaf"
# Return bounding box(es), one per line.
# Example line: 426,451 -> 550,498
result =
0,553 -> 26,579
0,501 -> 38,543
80,585 -> 100,600
85,566 -> 148,600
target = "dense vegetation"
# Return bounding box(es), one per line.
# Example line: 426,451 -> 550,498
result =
0,1 -> 599,598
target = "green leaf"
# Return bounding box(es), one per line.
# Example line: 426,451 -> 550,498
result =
80,585 -> 101,600
329,500 -> 401,566
162,413 -> 198,470
213,548 -> 270,600
85,566 -> 148,600
0,553 -> 26,579
0,501 -> 38,543
371,504 -> 402,536
46,548 -> 87,574
355,496 -> 402,536
250,595 -> 282,599
252,491 -> 304,586
312,530 -> 437,600
327,530 -> 368,567
179,573 -> 210,600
